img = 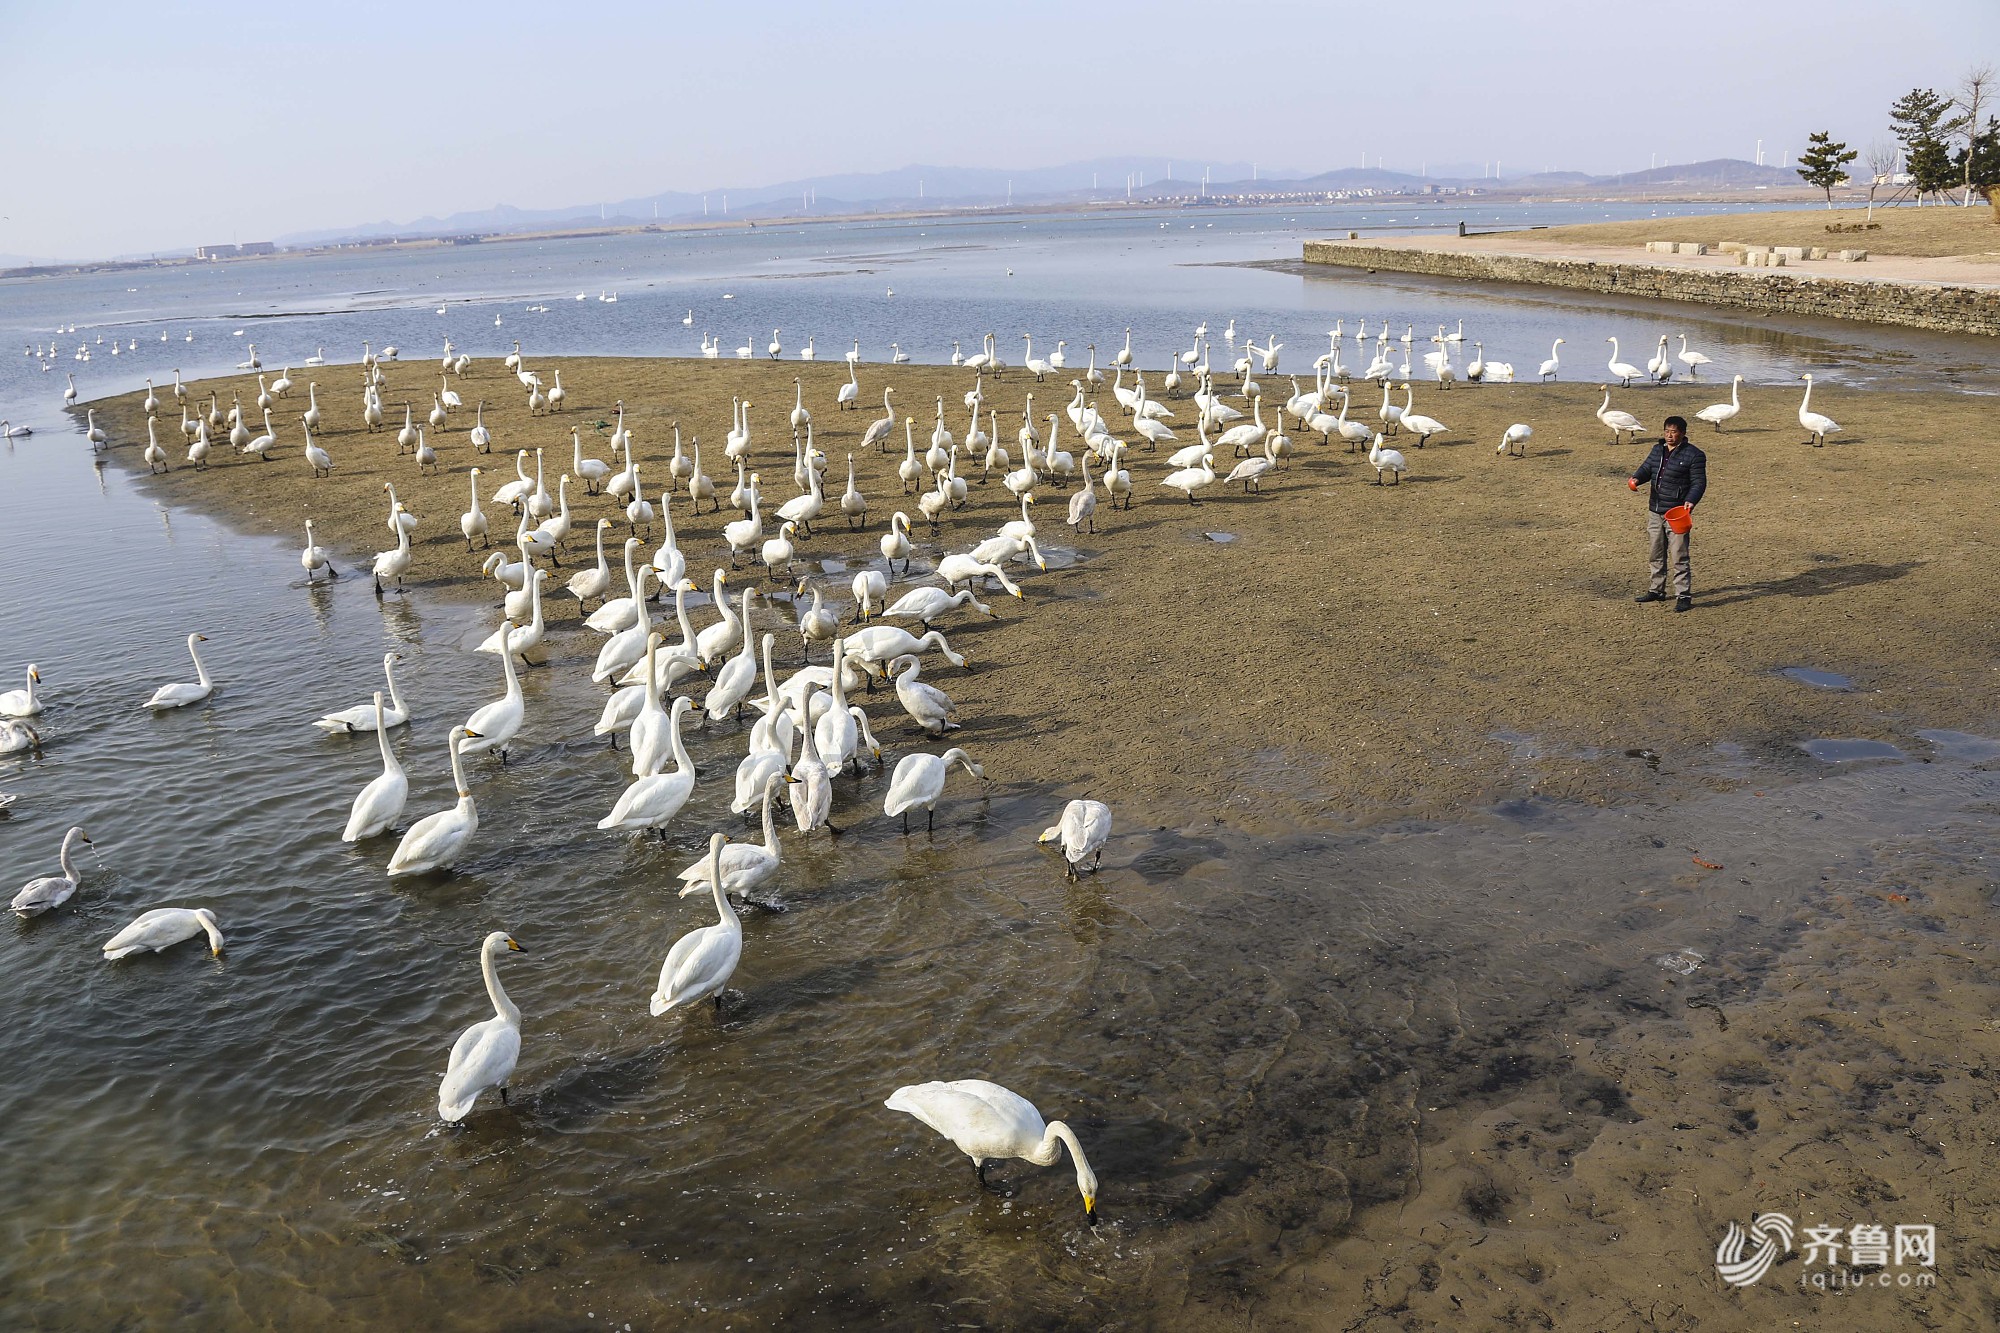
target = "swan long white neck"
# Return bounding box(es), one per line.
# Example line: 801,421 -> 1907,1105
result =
481,932 -> 520,1026
59,827 -> 85,881
374,693 -> 399,773
188,636 -> 211,687
448,728 -> 474,801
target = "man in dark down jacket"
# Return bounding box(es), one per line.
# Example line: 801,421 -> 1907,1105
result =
1627,416 -> 1707,613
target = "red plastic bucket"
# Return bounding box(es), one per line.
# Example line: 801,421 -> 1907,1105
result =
1664,504 -> 1693,535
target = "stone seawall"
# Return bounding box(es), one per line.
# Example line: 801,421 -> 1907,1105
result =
1301,241 -> 2000,337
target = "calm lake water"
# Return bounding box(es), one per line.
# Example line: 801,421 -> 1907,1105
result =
3,204 -> 1995,1328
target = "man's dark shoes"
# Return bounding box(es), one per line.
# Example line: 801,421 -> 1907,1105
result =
1672,596 -> 1692,613
1634,591 -> 1665,603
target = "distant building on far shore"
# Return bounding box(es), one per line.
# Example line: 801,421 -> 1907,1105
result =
194,241 -> 277,260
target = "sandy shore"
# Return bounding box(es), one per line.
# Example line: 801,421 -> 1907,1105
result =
67,354 -> 2000,1327
85,354 -> 2000,829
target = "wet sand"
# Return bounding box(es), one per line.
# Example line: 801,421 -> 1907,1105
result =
87,355 -> 2000,831
49,354 -> 2000,1328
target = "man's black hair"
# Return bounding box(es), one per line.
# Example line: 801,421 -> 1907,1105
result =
1664,415 -> 1688,433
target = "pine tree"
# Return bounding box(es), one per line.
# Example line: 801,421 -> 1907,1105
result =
1907,134 -> 1956,201
1954,116 -> 2000,207
1888,88 -> 1950,157
1796,131 -> 1858,207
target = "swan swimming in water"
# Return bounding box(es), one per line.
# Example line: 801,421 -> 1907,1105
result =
12,825 -> 90,915
437,931 -> 528,1122
144,634 -> 215,710
313,653 -> 409,733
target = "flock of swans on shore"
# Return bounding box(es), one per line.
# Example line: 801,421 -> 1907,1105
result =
6,308 -> 1847,1217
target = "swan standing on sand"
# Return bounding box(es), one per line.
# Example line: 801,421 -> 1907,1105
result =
11,826 -> 90,915
437,931 -> 528,1121
653,833 -> 742,1015
388,728 -> 482,876
313,652 -> 409,733
0,664 -> 42,717
1596,387 -> 1646,445
342,694 -> 408,841
1040,798 -> 1111,879
1367,434 -> 1407,485
885,1079 -> 1098,1217
145,634 -> 215,709
884,747 -> 985,832
1797,374 -> 1841,447
102,907 -> 224,959
1497,423 -> 1534,458
1696,376 -> 1743,431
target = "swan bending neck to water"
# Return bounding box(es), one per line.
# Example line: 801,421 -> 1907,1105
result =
885,1079 -> 1098,1216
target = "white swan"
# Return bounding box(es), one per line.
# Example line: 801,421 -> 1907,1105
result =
145,633 -> 215,709
884,747 -> 984,832
705,592 -> 761,722
1677,334 -> 1712,379
1396,384 -> 1449,448
846,625 -> 967,670
601,698 -> 697,833
11,825 -> 90,915
652,832 -> 743,1014
313,652 -> 409,733
462,633 -> 525,761
1606,337 -> 1643,387
1497,423 -> 1534,458
437,931 -> 528,1121
1159,452 -> 1217,504
1367,433 -> 1407,485
341,693 -> 408,841
0,719 -> 39,755
880,510 -> 912,575
1595,386 -> 1645,445
102,906 -> 224,959
681,776 -> 784,901
885,586 -> 1004,627
479,569 -> 547,662
0,664 -> 42,717
1038,798 -> 1110,879
885,1079 -> 1098,1215
1797,374 -> 1841,447
1696,376 -> 1743,431
838,359 -> 860,411
786,689 -> 835,833
887,652 -> 960,735
568,518 -> 615,606
388,727 -> 481,875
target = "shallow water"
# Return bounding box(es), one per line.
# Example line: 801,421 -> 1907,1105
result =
4,216 -> 1999,1327
9,200 -> 1997,446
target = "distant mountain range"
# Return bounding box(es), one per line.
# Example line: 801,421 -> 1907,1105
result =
269,156 -> 1804,248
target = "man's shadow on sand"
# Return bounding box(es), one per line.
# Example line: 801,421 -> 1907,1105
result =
1697,560 -> 1922,608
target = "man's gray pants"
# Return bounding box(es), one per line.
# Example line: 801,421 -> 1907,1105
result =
1647,510 -> 1692,597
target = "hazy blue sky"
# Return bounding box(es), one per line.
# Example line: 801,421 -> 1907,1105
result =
4,0 -> 1994,261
